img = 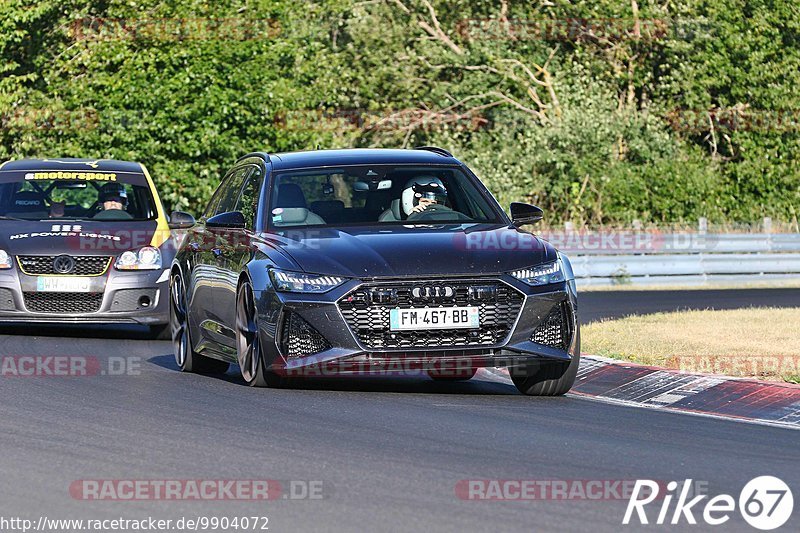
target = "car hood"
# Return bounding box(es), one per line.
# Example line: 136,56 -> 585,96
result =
1,219 -> 160,256
261,223 -> 557,278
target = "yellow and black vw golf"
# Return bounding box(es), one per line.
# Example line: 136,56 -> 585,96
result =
0,158 -> 182,337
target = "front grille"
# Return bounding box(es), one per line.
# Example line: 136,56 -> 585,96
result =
0,288 -> 15,311
23,292 -> 103,314
530,302 -> 572,351
280,312 -> 331,358
17,255 -> 112,276
338,279 -> 524,349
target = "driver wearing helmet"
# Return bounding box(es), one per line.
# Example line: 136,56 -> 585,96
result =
94,182 -> 133,219
402,176 -> 449,216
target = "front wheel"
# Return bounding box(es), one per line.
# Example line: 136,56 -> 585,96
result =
236,280 -> 286,388
170,273 -> 229,374
510,327 -> 580,396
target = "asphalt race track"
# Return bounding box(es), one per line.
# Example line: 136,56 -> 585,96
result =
578,287 -> 800,324
1,288 -> 798,532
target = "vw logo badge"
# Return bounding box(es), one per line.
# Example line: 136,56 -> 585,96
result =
52,255 -> 75,274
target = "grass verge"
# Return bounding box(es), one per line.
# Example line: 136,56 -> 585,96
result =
582,307 -> 800,383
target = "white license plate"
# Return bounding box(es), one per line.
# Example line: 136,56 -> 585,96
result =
390,306 -> 480,331
36,277 -> 92,293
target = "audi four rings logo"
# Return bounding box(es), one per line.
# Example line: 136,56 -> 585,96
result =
412,286 -> 455,299
52,255 -> 76,274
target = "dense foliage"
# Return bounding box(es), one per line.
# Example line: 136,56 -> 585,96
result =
1,0 -> 798,225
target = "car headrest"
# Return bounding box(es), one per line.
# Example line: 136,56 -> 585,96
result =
11,191 -> 46,211
278,207 -> 311,224
276,184 -> 307,208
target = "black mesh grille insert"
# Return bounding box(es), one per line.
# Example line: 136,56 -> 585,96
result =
281,312 -> 331,358
530,302 -> 572,351
110,289 -> 159,312
0,288 -> 15,311
17,255 -> 111,276
23,292 -> 103,314
338,280 -> 524,349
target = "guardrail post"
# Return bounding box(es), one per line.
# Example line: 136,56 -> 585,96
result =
698,217 -> 708,234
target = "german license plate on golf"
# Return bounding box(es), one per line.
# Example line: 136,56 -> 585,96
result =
36,277 -> 92,293
390,306 -> 480,331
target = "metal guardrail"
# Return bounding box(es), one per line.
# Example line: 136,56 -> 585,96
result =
542,232 -> 800,286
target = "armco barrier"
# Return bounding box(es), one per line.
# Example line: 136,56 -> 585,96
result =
543,232 -> 800,286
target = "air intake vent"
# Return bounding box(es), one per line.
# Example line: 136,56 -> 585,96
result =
280,312 -> 331,358
530,302 -> 572,351
23,292 -> 103,314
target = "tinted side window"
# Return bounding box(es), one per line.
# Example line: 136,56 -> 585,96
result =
203,170 -> 234,220
215,167 -> 249,216
234,166 -> 264,230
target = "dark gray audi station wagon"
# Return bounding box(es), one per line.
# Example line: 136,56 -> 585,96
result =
169,148 -> 579,394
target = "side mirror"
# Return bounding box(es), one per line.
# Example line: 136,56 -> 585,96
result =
510,202 -> 543,227
206,211 -> 246,229
168,211 -> 195,230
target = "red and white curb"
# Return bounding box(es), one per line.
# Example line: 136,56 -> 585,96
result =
486,356 -> 800,430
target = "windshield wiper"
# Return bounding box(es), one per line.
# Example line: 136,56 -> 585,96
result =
0,215 -> 27,221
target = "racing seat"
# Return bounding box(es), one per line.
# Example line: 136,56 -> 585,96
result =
5,191 -> 49,219
274,184 -> 325,225
378,199 -> 404,222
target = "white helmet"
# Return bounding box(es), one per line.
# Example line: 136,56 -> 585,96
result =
401,176 -> 448,216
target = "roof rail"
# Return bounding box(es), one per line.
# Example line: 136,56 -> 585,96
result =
413,146 -> 453,158
236,152 -> 271,164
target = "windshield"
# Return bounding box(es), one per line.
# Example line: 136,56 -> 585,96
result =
0,170 -> 158,221
268,165 -> 503,228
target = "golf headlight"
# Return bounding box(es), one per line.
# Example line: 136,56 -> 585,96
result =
511,261 -> 565,286
115,246 -> 162,270
269,269 -> 345,293
0,250 -> 11,269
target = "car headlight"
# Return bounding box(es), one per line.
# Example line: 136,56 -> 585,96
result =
510,261 -> 565,286
114,246 -> 162,270
0,250 -> 11,269
269,269 -> 345,293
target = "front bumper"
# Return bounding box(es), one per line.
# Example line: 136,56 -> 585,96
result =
255,276 -> 578,376
0,266 -> 170,326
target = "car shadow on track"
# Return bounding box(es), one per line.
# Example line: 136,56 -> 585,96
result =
0,323 -> 159,340
147,354 -> 523,395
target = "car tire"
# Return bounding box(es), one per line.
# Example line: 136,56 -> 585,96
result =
427,367 -> 478,381
170,273 -> 229,375
236,280 -> 287,388
510,326 -> 580,396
